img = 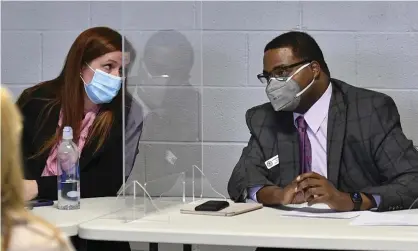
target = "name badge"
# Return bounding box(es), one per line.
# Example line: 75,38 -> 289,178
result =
265,155 -> 279,169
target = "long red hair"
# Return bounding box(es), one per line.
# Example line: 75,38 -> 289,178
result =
18,27 -> 128,157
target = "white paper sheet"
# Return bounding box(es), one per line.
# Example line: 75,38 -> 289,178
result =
281,210 -> 360,219
285,202 -> 331,210
278,203 -> 361,219
350,211 -> 418,226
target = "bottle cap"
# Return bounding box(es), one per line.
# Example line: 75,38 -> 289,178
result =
62,126 -> 73,140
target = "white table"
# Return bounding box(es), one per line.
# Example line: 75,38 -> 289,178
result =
78,200 -> 418,251
32,197 -> 122,236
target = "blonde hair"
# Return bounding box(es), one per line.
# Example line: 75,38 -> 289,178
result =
1,87 -> 67,251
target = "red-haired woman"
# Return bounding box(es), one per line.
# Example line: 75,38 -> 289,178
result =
17,26 -> 140,251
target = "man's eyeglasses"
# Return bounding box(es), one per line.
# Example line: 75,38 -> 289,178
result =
257,59 -> 311,84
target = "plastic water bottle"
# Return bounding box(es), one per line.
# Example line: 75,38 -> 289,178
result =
57,126 -> 80,210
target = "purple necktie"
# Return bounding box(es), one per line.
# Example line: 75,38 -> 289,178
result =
296,116 -> 312,174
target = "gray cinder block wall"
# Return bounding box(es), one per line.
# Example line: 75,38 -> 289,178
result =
2,2 -> 418,251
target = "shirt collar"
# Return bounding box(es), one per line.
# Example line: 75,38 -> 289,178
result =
293,83 -> 332,133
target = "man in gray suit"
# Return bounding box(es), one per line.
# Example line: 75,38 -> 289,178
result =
228,31 -> 418,223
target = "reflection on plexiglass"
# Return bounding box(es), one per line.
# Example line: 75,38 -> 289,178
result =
117,24 -> 227,222
124,29 -> 202,190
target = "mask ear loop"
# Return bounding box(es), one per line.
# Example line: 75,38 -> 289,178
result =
285,62 -> 311,83
296,67 -> 318,98
80,63 -> 95,84
296,75 -> 315,98
86,63 -> 95,72
80,74 -> 87,85
285,62 -> 316,98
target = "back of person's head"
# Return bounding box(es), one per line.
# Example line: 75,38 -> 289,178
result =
1,87 -> 26,250
1,87 -> 25,215
1,87 -> 69,251
265,31 -> 330,77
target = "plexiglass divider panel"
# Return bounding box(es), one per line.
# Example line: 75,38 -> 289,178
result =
108,1 -> 229,223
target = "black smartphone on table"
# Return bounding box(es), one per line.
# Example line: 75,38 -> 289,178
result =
26,199 -> 54,208
194,200 -> 230,212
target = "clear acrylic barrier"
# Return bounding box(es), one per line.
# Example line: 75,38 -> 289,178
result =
123,27 -> 202,178
102,180 -> 170,223
191,165 -> 228,204
110,2 -> 228,223
111,173 -> 186,223
143,172 -> 186,210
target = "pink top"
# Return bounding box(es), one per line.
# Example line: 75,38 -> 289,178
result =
41,106 -> 99,176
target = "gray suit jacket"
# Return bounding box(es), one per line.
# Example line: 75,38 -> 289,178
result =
228,79 -> 418,212
125,95 -> 144,179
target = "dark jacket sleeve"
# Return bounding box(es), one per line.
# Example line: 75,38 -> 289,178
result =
17,90 -> 36,180
17,90 -> 58,200
36,177 -> 57,200
17,90 -> 39,180
361,95 -> 418,211
227,108 -> 274,202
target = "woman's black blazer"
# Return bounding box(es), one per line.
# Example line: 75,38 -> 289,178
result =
17,85 -> 127,200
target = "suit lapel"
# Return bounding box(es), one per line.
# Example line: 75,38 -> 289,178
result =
275,112 -> 300,186
327,81 -> 347,188
79,110 -> 122,171
79,134 -> 99,171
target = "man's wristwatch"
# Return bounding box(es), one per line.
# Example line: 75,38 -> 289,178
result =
350,192 -> 362,211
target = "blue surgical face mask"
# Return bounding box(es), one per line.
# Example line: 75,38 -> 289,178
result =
80,64 -> 123,104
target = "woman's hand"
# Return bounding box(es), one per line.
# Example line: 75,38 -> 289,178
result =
23,180 -> 38,201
